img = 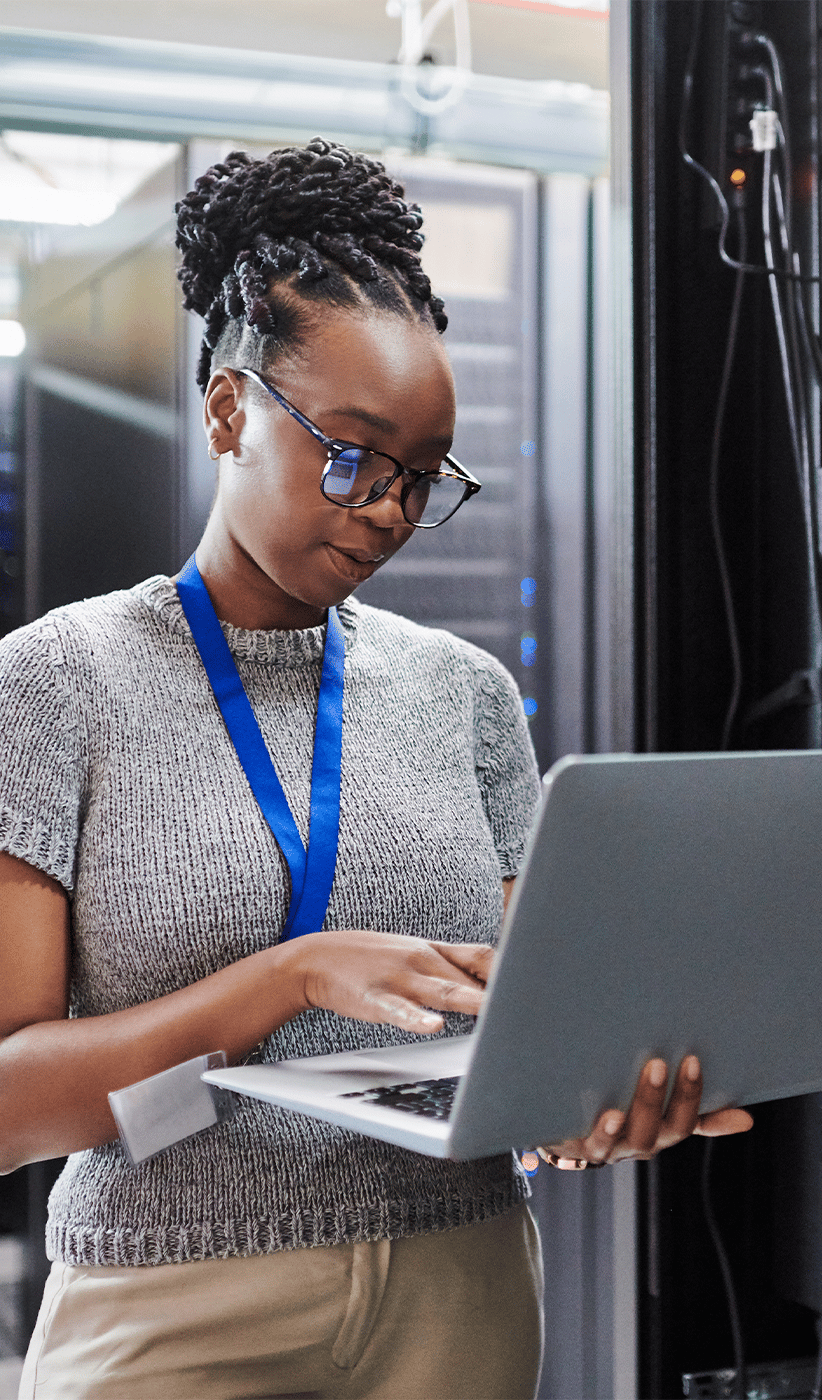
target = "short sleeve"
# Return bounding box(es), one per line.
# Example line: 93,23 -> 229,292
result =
0,617 -> 87,892
472,654 -> 541,878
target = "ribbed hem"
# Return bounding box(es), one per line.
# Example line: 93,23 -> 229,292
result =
0,805 -> 75,892
47,1178 -> 529,1267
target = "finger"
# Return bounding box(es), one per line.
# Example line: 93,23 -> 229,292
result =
615,1058 -> 669,1158
536,1105 -> 626,1167
360,969 -> 485,1024
428,942 -> 494,986
403,972 -> 486,1017
694,1108 -> 754,1137
657,1054 -> 703,1146
579,1110 -> 627,1163
536,1142 -> 583,1163
357,990 -> 445,1033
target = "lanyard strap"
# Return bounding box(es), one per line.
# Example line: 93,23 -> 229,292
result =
176,556 -> 344,941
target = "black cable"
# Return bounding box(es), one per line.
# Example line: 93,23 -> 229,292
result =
760,24 -> 822,656
679,4 -> 821,284
702,1139 -> 746,1399
744,59 -> 822,380
769,170 -> 822,653
753,32 -> 794,246
795,266 -> 822,386
710,209 -> 747,750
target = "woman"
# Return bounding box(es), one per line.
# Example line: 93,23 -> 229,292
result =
0,139 -> 751,1399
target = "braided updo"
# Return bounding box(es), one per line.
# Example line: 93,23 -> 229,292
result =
175,137 -> 448,394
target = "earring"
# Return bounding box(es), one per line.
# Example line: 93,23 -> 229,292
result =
208,442 -> 221,462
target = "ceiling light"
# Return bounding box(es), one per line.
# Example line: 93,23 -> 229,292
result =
0,321 -> 25,357
0,187 -> 117,226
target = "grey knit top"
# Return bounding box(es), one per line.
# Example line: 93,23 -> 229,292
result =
0,576 -> 541,1267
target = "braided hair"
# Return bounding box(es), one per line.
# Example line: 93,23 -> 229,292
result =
175,137 -> 448,394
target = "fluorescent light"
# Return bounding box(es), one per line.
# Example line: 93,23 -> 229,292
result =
0,188 -> 117,226
0,322 -> 25,357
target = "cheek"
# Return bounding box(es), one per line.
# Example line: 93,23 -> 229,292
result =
224,461 -> 329,550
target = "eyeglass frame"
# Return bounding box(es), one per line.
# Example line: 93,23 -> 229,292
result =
236,367 -> 481,529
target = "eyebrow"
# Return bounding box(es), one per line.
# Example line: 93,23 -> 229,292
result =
327,405 -> 453,451
326,405 -> 400,435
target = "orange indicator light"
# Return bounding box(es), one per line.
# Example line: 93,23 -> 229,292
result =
730,168 -> 747,187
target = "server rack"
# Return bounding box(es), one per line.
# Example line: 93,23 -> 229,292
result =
630,1 -> 822,1394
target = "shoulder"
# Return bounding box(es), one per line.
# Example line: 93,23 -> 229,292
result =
347,598 -> 518,695
0,576 -> 175,676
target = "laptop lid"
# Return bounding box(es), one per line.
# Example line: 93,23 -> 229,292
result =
447,750 -> 822,1157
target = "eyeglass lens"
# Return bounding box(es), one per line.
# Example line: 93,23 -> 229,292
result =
324,448 -> 466,526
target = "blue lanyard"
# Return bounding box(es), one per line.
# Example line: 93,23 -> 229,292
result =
176,556 -> 345,941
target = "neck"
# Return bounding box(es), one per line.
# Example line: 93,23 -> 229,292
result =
181,525 -> 327,631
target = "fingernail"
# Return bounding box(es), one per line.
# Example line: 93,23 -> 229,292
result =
649,1059 -> 667,1088
685,1055 -> 700,1082
603,1112 -> 624,1137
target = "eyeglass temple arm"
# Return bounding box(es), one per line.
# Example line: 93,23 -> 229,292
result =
239,369 -> 481,493
237,368 -> 332,451
444,455 -> 482,491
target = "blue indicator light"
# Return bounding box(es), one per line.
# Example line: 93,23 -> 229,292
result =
523,698 -> 538,717
520,636 -> 537,654
520,578 -> 536,594
520,441 -> 536,458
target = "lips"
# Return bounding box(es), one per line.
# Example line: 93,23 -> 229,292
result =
324,542 -> 386,583
339,547 -> 386,564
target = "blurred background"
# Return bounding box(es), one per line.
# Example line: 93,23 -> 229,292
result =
12,6 -> 820,1400
0,4 -> 615,1396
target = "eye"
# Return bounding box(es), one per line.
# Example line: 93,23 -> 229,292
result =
324,447 -> 368,497
325,447 -> 399,505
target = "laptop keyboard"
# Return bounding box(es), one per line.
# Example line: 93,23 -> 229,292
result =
339,1076 -> 461,1121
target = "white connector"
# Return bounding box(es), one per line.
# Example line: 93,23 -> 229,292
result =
750,107 -> 779,152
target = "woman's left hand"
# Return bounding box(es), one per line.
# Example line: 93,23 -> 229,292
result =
536,1054 -> 754,1170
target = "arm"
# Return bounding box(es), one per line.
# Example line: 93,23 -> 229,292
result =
0,852 -> 493,1174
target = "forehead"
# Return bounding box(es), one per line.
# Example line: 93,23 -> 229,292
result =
273,309 -> 456,434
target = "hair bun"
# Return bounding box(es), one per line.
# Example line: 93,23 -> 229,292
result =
175,139 -> 427,319
176,137 -> 447,392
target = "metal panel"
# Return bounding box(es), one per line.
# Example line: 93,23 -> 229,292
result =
20,153 -> 183,617
0,27 -> 608,178
0,363 -> 23,638
540,171 -> 591,763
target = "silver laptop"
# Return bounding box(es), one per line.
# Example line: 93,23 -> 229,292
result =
204,750 -> 822,1159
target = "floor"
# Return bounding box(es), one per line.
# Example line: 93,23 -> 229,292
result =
0,1238 -> 25,1400
0,1358 -> 23,1399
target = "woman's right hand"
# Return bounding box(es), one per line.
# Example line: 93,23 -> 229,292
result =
0,849 -> 491,1169
285,930 -> 494,1034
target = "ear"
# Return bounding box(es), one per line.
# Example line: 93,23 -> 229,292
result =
203,368 -> 246,458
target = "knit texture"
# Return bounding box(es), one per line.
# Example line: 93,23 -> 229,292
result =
0,579 -> 541,1266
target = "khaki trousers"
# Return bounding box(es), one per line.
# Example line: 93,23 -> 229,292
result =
19,1204 -> 543,1400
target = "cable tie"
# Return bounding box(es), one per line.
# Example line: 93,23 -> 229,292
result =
750,108 -> 778,151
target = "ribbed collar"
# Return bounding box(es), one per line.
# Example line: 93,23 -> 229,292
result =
135,575 -> 360,667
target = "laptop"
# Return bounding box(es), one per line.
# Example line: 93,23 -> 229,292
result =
203,750 -> 822,1160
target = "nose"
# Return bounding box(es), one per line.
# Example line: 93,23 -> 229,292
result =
356,475 -> 411,533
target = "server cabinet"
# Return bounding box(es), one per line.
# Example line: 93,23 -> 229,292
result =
629,1 -> 822,1394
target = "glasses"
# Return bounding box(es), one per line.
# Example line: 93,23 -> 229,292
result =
237,368 -> 481,528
